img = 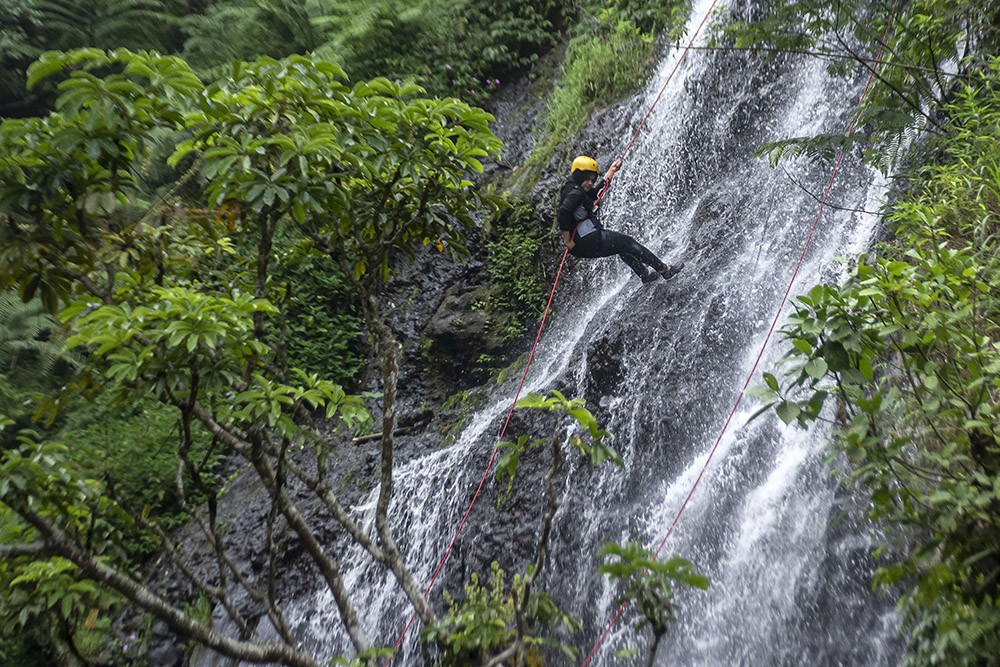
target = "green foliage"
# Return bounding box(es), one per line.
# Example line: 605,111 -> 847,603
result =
545,8 -> 658,142
2,0 -> 569,115
172,0 -> 568,103
35,0 -> 175,53
312,0 -> 567,104
0,431 -> 134,665
496,390 -> 621,504
720,0 -> 1000,173
179,0 -> 324,79
434,391 -> 625,663
480,197 -> 549,346
0,292 -> 77,446
519,1 -> 690,188
753,62 -> 1000,665
494,434 -> 542,507
330,646 -> 394,666
57,393 -> 224,549
0,633 -> 49,667
68,285 -> 269,375
0,47 -> 500,664
599,541 -> 709,638
0,48 -> 204,312
422,563 -> 519,663
276,247 -> 364,386
2,0 -> 570,111
421,561 -> 581,665
0,0 -> 45,117
438,387 -> 487,448
513,390 -> 622,466
592,0 -> 691,38
1,554 -> 120,652
0,292 -> 56,375
487,198 -> 548,316
168,54 -> 504,290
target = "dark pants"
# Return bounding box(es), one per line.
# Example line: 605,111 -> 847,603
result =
570,229 -> 667,277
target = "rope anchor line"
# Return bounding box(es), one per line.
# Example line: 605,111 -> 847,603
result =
381,2 -> 722,664
581,0 -> 902,664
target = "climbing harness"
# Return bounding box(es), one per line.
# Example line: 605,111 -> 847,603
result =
580,1 -> 902,664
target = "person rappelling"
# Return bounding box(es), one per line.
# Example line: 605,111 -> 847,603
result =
558,155 -> 682,283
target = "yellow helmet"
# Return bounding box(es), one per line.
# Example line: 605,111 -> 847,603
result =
571,155 -> 599,173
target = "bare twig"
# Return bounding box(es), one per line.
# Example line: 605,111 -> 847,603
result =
780,166 -> 883,215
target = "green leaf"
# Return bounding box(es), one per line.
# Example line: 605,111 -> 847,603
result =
58,302 -> 88,323
859,354 -> 873,380
776,401 -> 800,425
804,358 -> 828,379
27,55 -> 67,89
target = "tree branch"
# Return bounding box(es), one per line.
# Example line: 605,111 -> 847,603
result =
833,31 -> 945,133
0,542 -> 54,558
780,166 -> 882,215
247,433 -> 371,655
15,506 -> 320,667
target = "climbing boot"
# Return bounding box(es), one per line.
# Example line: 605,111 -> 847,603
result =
659,263 -> 684,281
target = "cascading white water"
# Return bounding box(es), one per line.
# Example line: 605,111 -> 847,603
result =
276,1 -> 904,664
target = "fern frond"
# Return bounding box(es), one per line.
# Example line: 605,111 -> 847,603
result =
754,132 -> 863,168
0,291 -> 63,374
37,0 -> 174,51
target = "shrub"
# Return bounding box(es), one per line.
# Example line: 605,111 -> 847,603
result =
516,1 -> 691,190
57,394 -> 224,556
544,14 -> 658,143
277,251 -> 364,388
484,198 -> 549,338
753,59 -> 1000,665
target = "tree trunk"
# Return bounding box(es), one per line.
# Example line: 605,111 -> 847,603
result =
646,632 -> 663,667
361,290 -> 439,628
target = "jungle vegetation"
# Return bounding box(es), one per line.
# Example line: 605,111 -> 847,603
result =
731,1 -> 1000,664
0,2 -> 702,666
2,0 -> 998,665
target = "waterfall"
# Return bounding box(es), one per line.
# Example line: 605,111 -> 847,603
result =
274,1 -> 903,664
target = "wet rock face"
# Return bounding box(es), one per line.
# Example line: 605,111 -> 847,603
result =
421,283 -> 505,389
140,52 -> 575,666
148,621 -> 185,666
585,332 -> 627,407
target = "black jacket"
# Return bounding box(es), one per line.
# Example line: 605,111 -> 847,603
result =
557,177 -> 606,240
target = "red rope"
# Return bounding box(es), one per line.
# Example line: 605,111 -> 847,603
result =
382,1 -> 723,663
580,2 -> 901,665
596,0 -> 722,207
383,247 -> 571,665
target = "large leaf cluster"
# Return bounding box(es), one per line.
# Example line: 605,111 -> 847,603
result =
0,432 -> 133,663
0,48 -> 202,311
753,63 -> 1000,665
720,0 -> 1000,173
420,561 -> 581,665
170,54 -> 503,289
0,47 -> 502,663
